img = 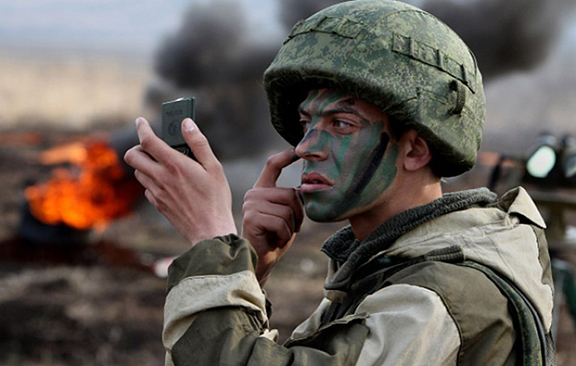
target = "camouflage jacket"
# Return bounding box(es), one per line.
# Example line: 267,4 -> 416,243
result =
162,187 -> 554,365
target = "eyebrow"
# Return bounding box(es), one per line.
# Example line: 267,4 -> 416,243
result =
298,97 -> 362,118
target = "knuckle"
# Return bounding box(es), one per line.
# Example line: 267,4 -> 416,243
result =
139,136 -> 153,150
151,188 -> 169,211
242,212 -> 256,226
163,159 -> 179,174
243,193 -> 253,207
277,204 -> 290,218
267,216 -> 282,232
155,199 -> 168,213
264,156 -> 280,171
278,222 -> 292,240
244,188 -> 262,202
212,161 -> 225,176
158,175 -> 176,192
190,133 -> 209,148
243,189 -> 254,201
242,201 -> 253,215
265,154 -> 279,167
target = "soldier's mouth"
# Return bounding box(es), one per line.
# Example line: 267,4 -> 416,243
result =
300,172 -> 333,192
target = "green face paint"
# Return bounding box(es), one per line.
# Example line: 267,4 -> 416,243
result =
297,89 -> 399,222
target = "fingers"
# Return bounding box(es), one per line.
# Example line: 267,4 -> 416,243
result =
133,117 -> 174,164
256,214 -> 293,247
244,199 -> 297,233
244,187 -> 304,231
254,148 -> 300,188
144,188 -> 158,207
134,169 -> 157,200
181,118 -> 221,171
124,144 -> 161,179
127,116 -> 222,176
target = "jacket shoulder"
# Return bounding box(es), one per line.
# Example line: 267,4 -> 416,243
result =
385,261 -> 517,365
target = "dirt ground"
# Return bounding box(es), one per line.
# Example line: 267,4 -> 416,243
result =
1,128 -> 575,365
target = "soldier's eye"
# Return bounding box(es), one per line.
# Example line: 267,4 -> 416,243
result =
333,119 -> 355,133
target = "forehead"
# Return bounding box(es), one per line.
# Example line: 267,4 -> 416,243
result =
298,88 -> 387,120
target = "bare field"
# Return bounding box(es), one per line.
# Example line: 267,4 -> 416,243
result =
0,53 -> 150,131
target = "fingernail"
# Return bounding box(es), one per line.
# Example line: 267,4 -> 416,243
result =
135,117 -> 142,126
183,118 -> 195,132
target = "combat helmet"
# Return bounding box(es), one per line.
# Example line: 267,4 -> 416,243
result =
264,0 -> 485,177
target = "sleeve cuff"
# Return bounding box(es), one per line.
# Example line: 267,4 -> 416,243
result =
167,234 -> 258,292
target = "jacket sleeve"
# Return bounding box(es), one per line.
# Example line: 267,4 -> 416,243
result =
162,234 -> 369,365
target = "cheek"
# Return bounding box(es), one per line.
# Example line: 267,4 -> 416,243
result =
347,133 -> 398,207
363,140 -> 399,197
335,128 -> 384,175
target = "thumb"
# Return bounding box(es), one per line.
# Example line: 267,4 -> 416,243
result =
181,118 -> 219,169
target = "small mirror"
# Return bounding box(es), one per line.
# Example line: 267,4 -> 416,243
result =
526,146 -> 556,178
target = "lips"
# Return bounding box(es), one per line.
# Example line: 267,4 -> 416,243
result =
300,172 -> 333,192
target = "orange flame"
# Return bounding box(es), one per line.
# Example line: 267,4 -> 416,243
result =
25,140 -> 143,230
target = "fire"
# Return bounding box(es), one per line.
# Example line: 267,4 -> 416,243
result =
25,140 -> 143,230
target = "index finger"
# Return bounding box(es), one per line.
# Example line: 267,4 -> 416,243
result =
254,149 -> 300,188
135,117 -> 173,164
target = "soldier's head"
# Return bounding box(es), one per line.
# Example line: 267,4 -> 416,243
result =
264,0 -> 485,221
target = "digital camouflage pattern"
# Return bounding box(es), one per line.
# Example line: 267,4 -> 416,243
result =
264,0 -> 485,177
297,89 -> 399,222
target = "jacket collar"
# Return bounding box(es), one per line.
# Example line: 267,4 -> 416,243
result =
321,188 -> 497,297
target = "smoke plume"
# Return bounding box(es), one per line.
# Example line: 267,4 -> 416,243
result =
152,1 -> 281,160
412,0 -> 576,80
279,0 -> 576,81
149,0 -> 575,160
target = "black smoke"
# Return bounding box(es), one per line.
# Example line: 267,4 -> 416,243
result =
279,0 -> 576,81
412,0 -> 576,80
152,1 -> 281,160
149,0 -> 575,160
155,2 -> 274,87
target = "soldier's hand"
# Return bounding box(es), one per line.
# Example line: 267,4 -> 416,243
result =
124,117 -> 237,245
242,149 -> 303,286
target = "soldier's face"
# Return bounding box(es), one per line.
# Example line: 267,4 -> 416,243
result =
295,89 -> 399,222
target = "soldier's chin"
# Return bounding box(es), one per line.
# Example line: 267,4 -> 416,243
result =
304,203 -> 345,223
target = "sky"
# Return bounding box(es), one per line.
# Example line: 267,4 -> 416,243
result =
0,0 -> 282,57
1,0 -> 574,59
0,0 -> 574,156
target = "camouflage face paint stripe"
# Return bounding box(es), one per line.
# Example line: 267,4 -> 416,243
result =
341,132 -> 391,211
298,89 -> 351,157
327,117 -> 380,178
299,128 -> 333,154
298,89 -> 320,115
300,89 -> 351,122
297,89 -> 400,223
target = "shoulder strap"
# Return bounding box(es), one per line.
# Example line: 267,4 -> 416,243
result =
458,261 -> 556,366
322,247 -> 556,366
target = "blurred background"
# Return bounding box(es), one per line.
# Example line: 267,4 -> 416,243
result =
0,0 -> 575,364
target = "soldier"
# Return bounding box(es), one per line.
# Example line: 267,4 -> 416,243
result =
125,1 -> 555,364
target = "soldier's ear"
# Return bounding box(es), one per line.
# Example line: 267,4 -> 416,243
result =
400,130 -> 433,172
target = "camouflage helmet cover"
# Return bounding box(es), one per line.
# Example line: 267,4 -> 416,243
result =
263,0 -> 485,177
